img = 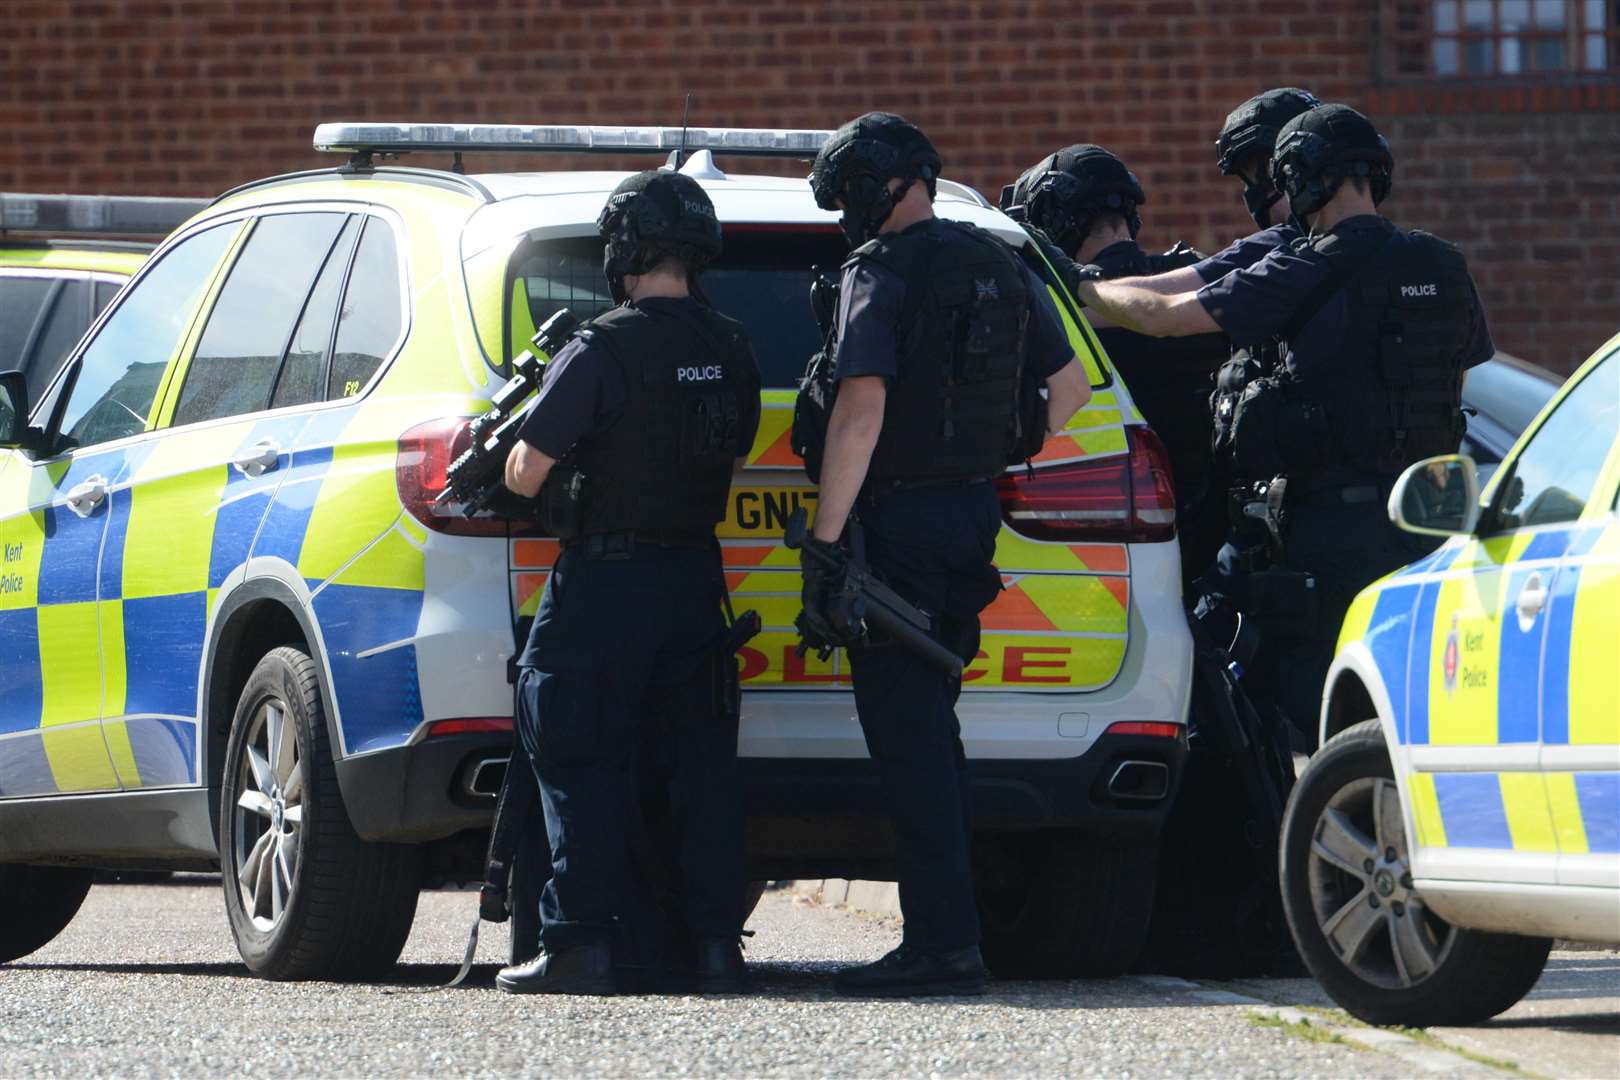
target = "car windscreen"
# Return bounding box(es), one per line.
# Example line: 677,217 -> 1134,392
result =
508,228 -> 847,389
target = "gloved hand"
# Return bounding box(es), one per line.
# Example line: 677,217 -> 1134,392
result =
1026,226 -> 1103,304
798,547 -> 850,648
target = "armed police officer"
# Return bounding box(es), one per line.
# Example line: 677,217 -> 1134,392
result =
1005,145 -> 1228,585
804,113 -> 1091,996
496,171 -> 762,996
1068,104 -> 1493,745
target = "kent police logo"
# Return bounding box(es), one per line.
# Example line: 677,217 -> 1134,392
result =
1443,613 -> 1460,695
975,277 -> 1000,301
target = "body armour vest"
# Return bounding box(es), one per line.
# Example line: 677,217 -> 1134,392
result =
853,218 -> 1032,487
570,302 -> 755,541
1092,241 -> 1226,501
1229,224 -> 1476,485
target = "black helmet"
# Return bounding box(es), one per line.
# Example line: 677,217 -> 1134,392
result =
1215,87 -> 1321,228
1001,144 -> 1145,255
597,170 -> 723,303
1270,103 -> 1393,225
809,112 -> 942,247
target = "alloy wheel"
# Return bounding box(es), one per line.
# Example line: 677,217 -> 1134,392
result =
232,698 -> 304,932
1305,776 -> 1455,990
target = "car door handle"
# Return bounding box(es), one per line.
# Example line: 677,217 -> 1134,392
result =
232,439 -> 281,479
1514,570 -> 1547,631
65,475 -> 109,518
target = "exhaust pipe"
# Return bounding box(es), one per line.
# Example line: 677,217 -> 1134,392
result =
465,757 -> 509,799
1107,759 -> 1169,802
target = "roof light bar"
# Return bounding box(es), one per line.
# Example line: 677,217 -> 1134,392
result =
313,122 -> 834,160
0,193 -> 207,236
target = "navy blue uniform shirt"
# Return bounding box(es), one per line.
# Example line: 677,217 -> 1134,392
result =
832,224 -> 1074,384
1196,215 -> 1495,373
1192,223 -> 1300,285
517,297 -> 762,460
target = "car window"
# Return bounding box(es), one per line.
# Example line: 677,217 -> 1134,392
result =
174,212 -> 347,427
271,215 -> 359,411
58,223 -> 234,449
25,277 -> 91,405
1491,352 -> 1619,532
0,277 -> 54,373
508,230 -> 847,388
94,280 -> 120,315
329,217 -> 402,399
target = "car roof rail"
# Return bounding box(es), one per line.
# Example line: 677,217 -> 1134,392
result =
211,165 -> 497,206
0,193 -> 209,237
313,122 -> 835,168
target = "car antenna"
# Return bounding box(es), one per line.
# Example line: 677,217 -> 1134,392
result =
676,93 -> 691,168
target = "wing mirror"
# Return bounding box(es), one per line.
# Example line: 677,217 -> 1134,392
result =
1388,454 -> 1481,536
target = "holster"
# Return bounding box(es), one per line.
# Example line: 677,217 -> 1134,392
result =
536,464 -> 587,540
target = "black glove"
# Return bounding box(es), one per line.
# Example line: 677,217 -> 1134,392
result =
798,547 -> 853,648
1027,226 -> 1103,304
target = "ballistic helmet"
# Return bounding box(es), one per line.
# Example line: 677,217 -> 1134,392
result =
809,112 -> 942,247
1215,87 -> 1322,228
597,170 -> 723,303
1001,144 -> 1145,255
1269,104 -> 1393,225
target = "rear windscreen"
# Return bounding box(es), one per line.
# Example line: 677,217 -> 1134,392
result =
508,228 -> 847,389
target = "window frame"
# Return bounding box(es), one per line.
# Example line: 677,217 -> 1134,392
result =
145,201 -> 412,439
1385,0 -> 1618,79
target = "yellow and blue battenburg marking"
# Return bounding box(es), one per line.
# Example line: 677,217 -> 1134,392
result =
1338,517 -> 1620,856
0,399 -> 433,797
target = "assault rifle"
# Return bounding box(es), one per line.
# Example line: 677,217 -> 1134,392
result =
783,507 -> 964,679
436,308 -> 580,516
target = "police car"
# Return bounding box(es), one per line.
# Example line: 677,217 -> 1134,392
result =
0,124 -> 1192,980
1283,335 -> 1620,1026
1,194 -> 206,422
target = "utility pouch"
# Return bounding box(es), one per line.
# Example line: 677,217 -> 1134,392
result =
791,347 -> 837,485
1229,377 -> 1287,480
537,463 -> 587,540
682,390 -> 740,468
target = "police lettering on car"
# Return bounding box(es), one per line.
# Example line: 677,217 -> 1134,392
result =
498,170 -> 762,997
1070,104 -> 1494,748
801,112 -> 1091,997
1003,144 -> 1228,586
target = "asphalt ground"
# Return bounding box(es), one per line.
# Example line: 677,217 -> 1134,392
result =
1,878 -> 1614,1078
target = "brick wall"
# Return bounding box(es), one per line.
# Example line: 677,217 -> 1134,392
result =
2,0 -> 1615,373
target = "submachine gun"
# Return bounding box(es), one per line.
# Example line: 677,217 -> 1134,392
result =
436,308 -> 580,516
783,506 -> 964,679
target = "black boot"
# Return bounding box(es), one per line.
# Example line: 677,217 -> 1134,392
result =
693,937 -> 751,994
834,944 -> 987,997
496,940 -> 615,996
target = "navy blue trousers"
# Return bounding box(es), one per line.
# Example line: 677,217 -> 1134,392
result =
847,482 -> 1003,953
515,543 -> 743,953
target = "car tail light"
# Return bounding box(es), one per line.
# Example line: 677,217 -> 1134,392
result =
1102,721 -> 1185,740
995,426 -> 1177,544
396,417 -> 512,537
425,717 -> 514,738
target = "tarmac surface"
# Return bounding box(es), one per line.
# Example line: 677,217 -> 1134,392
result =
1,877 -> 1615,1078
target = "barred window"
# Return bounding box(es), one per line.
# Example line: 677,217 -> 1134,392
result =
1393,0 -> 1617,75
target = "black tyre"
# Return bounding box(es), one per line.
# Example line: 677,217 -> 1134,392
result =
0,864 -> 93,963
220,646 -> 422,980
976,830 -> 1158,978
1280,720 -> 1552,1026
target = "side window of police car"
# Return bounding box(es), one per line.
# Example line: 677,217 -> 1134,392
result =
55,224 -> 234,450
327,217 -> 402,400
173,212 -> 350,427
1489,353 -> 1620,532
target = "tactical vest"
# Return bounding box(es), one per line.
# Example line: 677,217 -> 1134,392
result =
568,301 -> 755,541
1228,225 -> 1476,486
853,219 -> 1032,487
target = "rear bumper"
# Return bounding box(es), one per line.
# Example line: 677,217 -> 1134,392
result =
741,731 -> 1188,879
335,732 -> 509,843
